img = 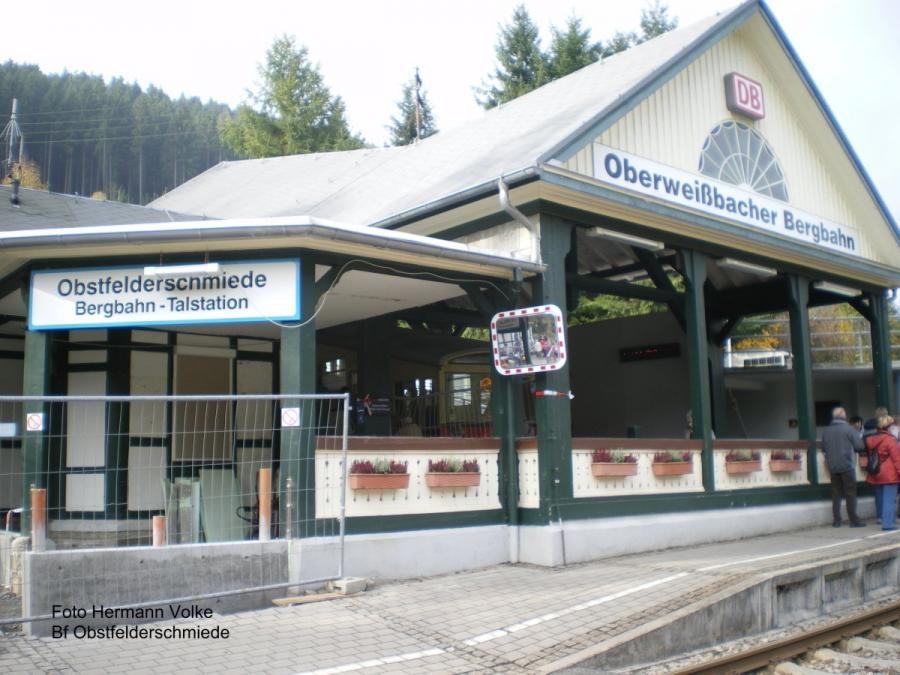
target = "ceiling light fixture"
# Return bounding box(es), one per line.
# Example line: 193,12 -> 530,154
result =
814,281 -> 861,298
717,258 -> 777,277
585,227 -> 664,251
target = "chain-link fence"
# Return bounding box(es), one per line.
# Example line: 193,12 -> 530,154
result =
0,393 -> 349,630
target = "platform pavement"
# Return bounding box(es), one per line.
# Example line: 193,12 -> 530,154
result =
1,522 -> 899,675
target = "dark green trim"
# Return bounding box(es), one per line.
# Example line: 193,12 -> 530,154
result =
787,275 -> 818,483
106,329 -> 130,519
494,371 -> 522,527
0,263 -> 30,306
279,254 -> 318,537
868,292 -> 894,412
21,330 -> 51,530
635,247 -> 684,328
682,250 -> 714,490
553,484 -> 832,520
341,509 -> 505,535
567,274 -> 681,305
535,216 -> 575,520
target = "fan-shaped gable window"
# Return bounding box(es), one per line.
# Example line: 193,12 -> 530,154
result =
699,121 -> 788,201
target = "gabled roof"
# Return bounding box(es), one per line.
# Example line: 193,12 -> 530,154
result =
131,1 -> 900,288
149,4 -> 740,225
0,183 -> 197,231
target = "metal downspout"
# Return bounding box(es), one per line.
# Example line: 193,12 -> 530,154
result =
498,177 -> 541,265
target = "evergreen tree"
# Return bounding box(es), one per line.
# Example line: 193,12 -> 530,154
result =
476,5 -> 549,109
0,61 -> 234,202
388,69 -> 437,146
547,16 -> 601,80
218,35 -> 365,157
600,30 -> 639,58
638,0 -> 679,42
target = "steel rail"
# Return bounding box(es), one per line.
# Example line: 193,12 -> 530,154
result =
669,598 -> 900,675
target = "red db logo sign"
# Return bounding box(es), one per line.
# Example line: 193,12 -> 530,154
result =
724,72 -> 765,120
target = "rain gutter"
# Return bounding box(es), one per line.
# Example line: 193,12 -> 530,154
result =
0,215 -> 545,276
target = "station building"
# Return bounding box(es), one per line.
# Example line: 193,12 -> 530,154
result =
2,0 -> 899,569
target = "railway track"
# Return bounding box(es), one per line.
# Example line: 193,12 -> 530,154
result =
666,598 -> 900,674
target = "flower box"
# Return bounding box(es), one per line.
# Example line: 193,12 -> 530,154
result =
725,459 -> 762,474
770,459 -> 802,473
651,461 -> 693,476
348,473 -> 410,490
425,472 -> 481,488
591,462 -> 638,477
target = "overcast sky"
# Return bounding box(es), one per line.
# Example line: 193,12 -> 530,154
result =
4,0 -> 899,221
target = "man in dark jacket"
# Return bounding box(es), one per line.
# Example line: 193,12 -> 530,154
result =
821,406 -> 866,527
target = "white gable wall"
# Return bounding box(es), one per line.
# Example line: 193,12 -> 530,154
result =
564,14 -> 895,268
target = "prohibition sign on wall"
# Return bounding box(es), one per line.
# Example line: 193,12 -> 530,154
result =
26,412 -> 44,431
281,407 -> 300,428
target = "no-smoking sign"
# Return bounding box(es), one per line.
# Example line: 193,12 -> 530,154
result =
281,407 -> 300,428
26,412 -> 44,431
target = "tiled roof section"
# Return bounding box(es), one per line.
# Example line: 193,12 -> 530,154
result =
150,6 -> 740,225
0,184 -> 200,231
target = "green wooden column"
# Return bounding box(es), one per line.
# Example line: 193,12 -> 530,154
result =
681,250 -> 714,490
787,275 -> 817,483
868,291 -> 895,413
21,329 -> 51,532
467,279 -> 523,532
534,216 -> 573,523
106,329 -> 131,519
357,318 -> 392,436
279,255 -> 318,537
491,367 -> 523,530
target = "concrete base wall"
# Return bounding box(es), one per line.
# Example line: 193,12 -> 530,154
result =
24,541 -> 288,637
517,499 -> 875,567
290,525 -> 511,582
20,500 -> 876,638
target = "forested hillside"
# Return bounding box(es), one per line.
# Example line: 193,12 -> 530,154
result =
0,61 -> 236,205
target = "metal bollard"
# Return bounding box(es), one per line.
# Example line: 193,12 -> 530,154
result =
258,467 -> 272,542
30,485 -> 46,553
152,515 -> 166,547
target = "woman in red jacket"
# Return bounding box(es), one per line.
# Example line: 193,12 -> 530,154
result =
865,414 -> 900,530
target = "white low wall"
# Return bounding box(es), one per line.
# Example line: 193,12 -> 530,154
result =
517,499 -> 876,567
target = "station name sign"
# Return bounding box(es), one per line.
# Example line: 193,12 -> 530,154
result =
592,144 -> 860,257
29,260 -> 300,330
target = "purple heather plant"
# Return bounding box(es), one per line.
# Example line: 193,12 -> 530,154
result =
653,450 -> 692,463
428,458 -> 480,473
349,458 -> 408,474
591,449 -> 638,463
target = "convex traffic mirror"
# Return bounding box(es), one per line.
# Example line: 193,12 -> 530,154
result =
490,304 -> 567,376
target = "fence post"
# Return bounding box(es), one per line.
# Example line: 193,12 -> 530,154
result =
30,485 -> 46,553
284,477 -> 293,540
152,515 -> 166,547
258,467 -> 272,542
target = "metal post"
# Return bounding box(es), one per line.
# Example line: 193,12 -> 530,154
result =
151,515 -> 166,547
30,485 -> 46,553
284,477 -> 293,540
339,392 -> 349,578
258,467 -> 272,542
